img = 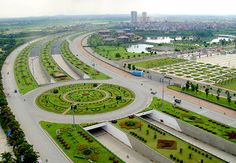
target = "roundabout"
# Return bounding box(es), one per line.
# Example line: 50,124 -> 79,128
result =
36,83 -> 135,115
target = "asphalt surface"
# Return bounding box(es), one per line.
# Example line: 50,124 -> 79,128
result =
2,33 -> 236,162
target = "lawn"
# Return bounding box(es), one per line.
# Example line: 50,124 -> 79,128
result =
14,43 -> 38,94
93,45 -> 147,60
216,78 -> 236,91
168,85 -> 236,111
145,97 -> 236,144
40,121 -> 123,163
114,117 -> 225,163
60,41 -> 109,80
36,83 -> 135,115
40,40 -> 72,81
133,57 -> 186,69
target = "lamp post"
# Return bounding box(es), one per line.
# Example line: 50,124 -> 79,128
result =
161,73 -> 166,112
71,104 -> 77,129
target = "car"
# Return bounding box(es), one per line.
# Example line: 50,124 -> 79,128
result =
151,91 -> 157,95
174,99 -> 181,104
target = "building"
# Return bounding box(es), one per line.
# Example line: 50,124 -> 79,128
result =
117,36 -> 130,42
141,12 -> 148,23
98,30 -> 111,35
131,11 -> 138,23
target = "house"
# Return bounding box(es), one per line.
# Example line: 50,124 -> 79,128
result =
117,36 -> 130,42
98,30 -> 111,35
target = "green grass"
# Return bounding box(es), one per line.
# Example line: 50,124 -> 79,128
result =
146,97 -> 236,144
114,117 -> 225,163
60,41 -> 109,80
168,85 -> 236,111
40,40 -> 72,81
14,43 -> 38,94
216,78 -> 236,91
40,121 -> 123,163
93,45 -> 147,60
133,58 -> 186,69
36,83 -> 135,114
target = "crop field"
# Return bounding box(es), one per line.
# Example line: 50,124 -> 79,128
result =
60,41 -> 109,79
36,83 -> 135,115
14,43 -> 38,94
114,117 -> 225,163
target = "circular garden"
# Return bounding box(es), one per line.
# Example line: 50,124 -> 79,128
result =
36,83 -> 135,115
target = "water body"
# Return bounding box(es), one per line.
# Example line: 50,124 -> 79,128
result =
127,44 -> 153,53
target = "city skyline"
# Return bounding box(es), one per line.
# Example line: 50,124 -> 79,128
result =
1,0 -> 236,18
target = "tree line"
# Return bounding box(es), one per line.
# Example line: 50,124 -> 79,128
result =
0,37 -> 39,163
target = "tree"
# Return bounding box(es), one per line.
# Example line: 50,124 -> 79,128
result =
123,63 -> 126,68
186,81 -> 190,90
127,64 -> 131,70
205,88 -> 209,96
216,88 -> 221,100
132,65 -> 136,70
115,53 -> 121,58
195,84 -> 199,92
225,91 -> 231,103
1,152 -> 15,163
190,82 -> 195,92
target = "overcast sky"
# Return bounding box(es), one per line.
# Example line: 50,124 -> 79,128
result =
0,0 -> 236,18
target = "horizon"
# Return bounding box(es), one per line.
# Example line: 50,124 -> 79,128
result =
1,0 -> 236,19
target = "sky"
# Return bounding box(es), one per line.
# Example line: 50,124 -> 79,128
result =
0,0 -> 236,18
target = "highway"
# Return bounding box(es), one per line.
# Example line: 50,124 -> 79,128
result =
2,33 -> 236,162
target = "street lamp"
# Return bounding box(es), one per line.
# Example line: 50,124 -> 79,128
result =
161,73 -> 166,112
71,104 -> 77,129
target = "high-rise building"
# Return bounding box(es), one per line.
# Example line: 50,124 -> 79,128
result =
131,11 -> 138,23
141,12 -> 148,23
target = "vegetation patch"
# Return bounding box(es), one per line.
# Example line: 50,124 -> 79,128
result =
168,82 -> 236,111
40,121 -> 123,163
40,40 -> 72,81
114,117 -> 225,163
133,57 -> 186,69
145,97 -> 236,143
14,43 -> 38,94
60,41 -> 109,79
36,83 -> 135,115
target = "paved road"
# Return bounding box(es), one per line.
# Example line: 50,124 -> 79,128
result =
2,36 -> 151,162
2,33 -> 236,163
93,129 -> 152,163
52,54 -> 80,80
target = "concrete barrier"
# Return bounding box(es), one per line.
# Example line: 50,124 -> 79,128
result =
60,54 -> 90,79
146,109 -> 236,156
176,119 -> 236,156
126,133 -> 173,163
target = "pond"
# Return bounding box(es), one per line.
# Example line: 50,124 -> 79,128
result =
126,44 -> 153,53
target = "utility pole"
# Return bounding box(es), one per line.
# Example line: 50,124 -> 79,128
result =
71,104 -> 77,129
162,73 -> 166,112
